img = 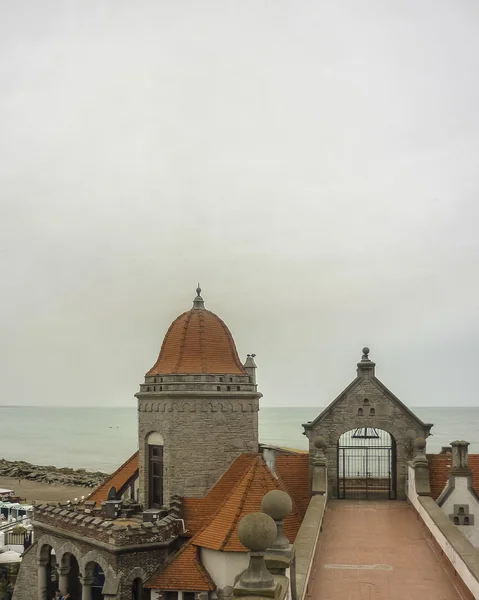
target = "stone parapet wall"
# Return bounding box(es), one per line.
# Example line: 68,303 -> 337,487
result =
140,372 -> 256,394
407,463 -> 479,598
33,504 -> 179,547
292,495 -> 327,600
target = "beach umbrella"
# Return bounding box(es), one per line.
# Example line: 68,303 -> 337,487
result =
0,551 -> 22,564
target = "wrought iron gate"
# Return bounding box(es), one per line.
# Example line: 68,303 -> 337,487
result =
337,427 -> 396,499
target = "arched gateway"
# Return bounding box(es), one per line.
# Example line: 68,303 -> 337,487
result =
338,427 -> 396,499
303,348 -> 433,500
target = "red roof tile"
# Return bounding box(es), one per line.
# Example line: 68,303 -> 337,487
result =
87,452 -> 139,504
147,308 -> 246,375
193,455 -> 304,552
146,542 -> 214,591
275,454 -> 310,518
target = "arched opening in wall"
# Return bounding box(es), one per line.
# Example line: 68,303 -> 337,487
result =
85,562 -> 105,600
39,544 -> 58,600
131,577 -> 145,600
63,553 -> 81,600
147,431 -> 164,509
337,428 -> 396,500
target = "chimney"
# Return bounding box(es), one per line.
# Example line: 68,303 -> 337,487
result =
451,440 -> 471,475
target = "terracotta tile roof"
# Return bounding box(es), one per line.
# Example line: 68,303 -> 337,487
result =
428,453 -> 479,500
183,454 -> 255,536
193,455 -> 304,551
146,542 -> 214,591
87,451 -> 139,504
147,307 -> 246,375
275,454 -> 310,517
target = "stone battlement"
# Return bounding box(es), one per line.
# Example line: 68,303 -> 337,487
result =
33,503 -> 180,547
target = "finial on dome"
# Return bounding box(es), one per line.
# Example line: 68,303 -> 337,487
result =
192,284 -> 205,309
362,347 -> 370,360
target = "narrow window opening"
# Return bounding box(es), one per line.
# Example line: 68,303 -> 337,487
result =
369,408 -> 375,416
219,377 -> 224,382
160,386 -> 163,391
458,506 -> 465,514
227,385 -> 231,391
357,408 -> 363,416
237,386 -> 240,391
217,386 -> 221,391
363,398 -> 369,405
229,377 -> 233,382
454,516 -> 459,524
464,516 -> 470,524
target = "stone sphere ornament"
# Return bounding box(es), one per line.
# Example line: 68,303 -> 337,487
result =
237,512 -> 277,551
313,435 -> 327,450
261,490 -> 292,521
415,437 -> 426,451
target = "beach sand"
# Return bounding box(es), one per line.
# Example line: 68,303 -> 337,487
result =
0,476 -> 92,504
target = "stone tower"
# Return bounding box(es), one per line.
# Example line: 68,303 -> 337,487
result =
136,287 -> 262,507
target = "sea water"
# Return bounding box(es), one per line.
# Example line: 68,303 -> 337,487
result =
0,406 -> 478,473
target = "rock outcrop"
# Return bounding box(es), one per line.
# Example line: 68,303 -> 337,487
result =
0,459 -> 108,488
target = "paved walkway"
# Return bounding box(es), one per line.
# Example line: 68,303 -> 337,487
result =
307,501 -> 467,600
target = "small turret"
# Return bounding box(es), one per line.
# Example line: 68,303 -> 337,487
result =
244,354 -> 257,385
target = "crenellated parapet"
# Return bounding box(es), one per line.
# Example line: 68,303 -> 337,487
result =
33,503 -> 180,547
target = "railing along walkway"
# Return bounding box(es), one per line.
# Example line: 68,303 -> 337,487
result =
306,500 -> 467,600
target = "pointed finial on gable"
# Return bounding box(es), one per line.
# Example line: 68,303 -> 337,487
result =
192,283 -> 205,309
357,346 -> 376,378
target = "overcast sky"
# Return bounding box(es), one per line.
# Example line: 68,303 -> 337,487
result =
1,1 -> 478,409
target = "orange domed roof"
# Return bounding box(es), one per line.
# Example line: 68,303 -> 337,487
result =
147,288 -> 247,376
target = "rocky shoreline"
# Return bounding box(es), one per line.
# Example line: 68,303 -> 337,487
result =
0,458 -> 109,488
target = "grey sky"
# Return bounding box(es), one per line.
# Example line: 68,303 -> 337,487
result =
1,1 -> 479,408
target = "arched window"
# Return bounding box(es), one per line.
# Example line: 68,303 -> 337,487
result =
363,398 -> 369,405
217,386 -> 221,391
147,432 -> 164,509
369,408 -> 375,416
458,507 -> 465,514
464,516 -> 470,525
219,377 -> 223,382
227,386 -> 231,391
357,408 -> 363,416
229,377 -> 233,382
454,516 -> 459,524
237,386 -> 240,391
131,577 -> 143,600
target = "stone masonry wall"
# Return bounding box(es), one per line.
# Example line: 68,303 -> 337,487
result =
15,525 -> 172,600
138,394 -> 259,506
308,377 -> 430,499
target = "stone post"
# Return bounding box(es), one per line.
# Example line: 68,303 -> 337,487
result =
80,575 -> 94,600
413,437 -> 430,496
261,490 -> 292,576
38,558 -> 49,600
233,512 -> 278,598
312,436 -> 327,495
451,440 -> 471,474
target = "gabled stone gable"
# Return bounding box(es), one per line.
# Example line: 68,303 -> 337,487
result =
303,350 -> 433,499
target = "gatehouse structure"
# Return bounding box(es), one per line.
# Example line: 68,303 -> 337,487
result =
303,347 -> 433,499
11,289 -> 479,600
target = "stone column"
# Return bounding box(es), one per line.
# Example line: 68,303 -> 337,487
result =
311,436 -> 327,495
413,437 -> 430,496
80,575 -> 94,600
38,558 -> 49,600
57,565 -> 70,595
